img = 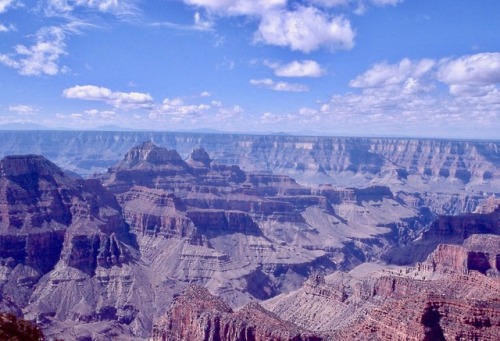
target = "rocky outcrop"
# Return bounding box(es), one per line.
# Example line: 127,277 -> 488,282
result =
417,234 -> 500,275
383,204 -> 500,265
0,139 -> 496,340
153,285 -> 323,341
265,243 -> 500,341
0,154 -> 152,338
99,143 -> 423,311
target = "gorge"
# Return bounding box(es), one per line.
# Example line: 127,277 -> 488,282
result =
0,131 -> 498,340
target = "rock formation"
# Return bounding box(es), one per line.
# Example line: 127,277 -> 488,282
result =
0,154 -> 152,339
383,202 -> 500,265
264,236 -> 500,340
153,285 -> 323,341
0,131 -> 497,216
99,143 -> 428,309
0,139 -> 497,340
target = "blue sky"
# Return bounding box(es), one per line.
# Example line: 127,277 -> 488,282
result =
0,0 -> 499,138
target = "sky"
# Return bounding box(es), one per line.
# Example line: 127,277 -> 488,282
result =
0,0 -> 499,139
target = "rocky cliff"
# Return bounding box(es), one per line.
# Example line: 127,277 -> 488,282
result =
153,285 -> 323,341
99,143 -> 428,310
0,139 -> 498,340
0,131 -> 497,214
382,203 -> 500,265
264,236 -> 500,340
0,154 -> 153,339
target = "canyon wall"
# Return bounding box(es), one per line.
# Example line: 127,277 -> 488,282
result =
0,131 -> 497,193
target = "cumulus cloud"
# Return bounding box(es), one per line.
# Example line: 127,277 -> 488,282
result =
183,1 -> 356,53
349,58 -> 435,88
0,26 -> 68,76
149,98 -> 210,122
292,54 -> 498,136
0,0 -> 14,13
437,52 -> 500,86
9,104 -> 37,115
254,53 -> 498,137
250,78 -> 309,92
267,60 -> 326,77
255,6 -> 355,53
261,111 -> 286,124
63,85 -> 154,110
148,96 -> 243,126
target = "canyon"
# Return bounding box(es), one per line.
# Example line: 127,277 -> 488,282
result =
0,131 -> 498,340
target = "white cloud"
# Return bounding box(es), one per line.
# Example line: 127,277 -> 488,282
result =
250,78 -> 309,92
269,60 -> 326,78
146,95 -> 243,128
0,26 -> 68,76
255,6 -> 355,53
200,91 -> 211,97
349,58 -> 435,88
63,85 -> 154,110
9,104 -> 37,115
214,104 -> 243,121
437,52 -> 500,86
45,0 -> 138,16
0,23 -> 15,32
261,112 -> 284,123
308,0 -> 351,7
149,97 -> 210,119
295,55 -> 498,136
183,0 -> 285,16
0,0 -> 14,13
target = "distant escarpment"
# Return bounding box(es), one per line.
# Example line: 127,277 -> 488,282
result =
0,131 -> 497,215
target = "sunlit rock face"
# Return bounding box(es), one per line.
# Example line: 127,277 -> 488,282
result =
264,235 -> 500,340
99,143 -> 433,311
152,285 -> 324,341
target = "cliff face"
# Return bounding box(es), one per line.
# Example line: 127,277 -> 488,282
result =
0,131 -> 497,214
0,154 -> 153,339
383,204 -> 500,265
0,139 -> 497,340
98,143 -> 427,311
264,236 -> 500,340
152,285 -> 323,341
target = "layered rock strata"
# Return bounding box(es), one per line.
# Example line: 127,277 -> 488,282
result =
0,154 -> 152,338
152,285 -> 323,341
0,131 -> 497,216
99,142 -> 424,309
264,237 -> 500,340
383,203 -> 500,265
